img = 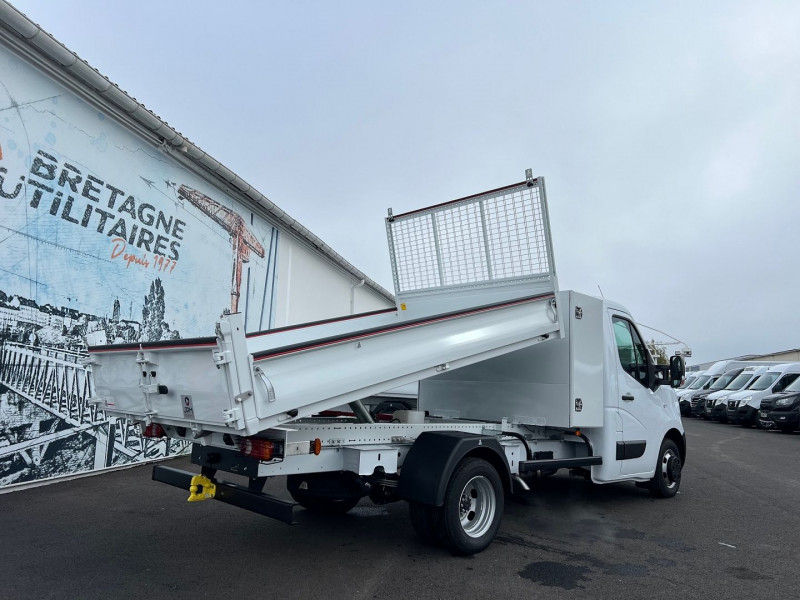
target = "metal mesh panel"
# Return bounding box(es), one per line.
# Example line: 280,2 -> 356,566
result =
387,181 -> 552,296
389,214 -> 441,291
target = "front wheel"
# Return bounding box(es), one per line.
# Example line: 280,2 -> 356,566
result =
436,457 -> 504,555
649,439 -> 682,498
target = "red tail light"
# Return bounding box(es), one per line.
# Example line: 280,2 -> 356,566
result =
142,423 -> 166,438
240,438 -> 275,461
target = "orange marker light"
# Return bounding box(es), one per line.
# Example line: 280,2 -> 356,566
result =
240,438 -> 274,461
312,438 -> 322,456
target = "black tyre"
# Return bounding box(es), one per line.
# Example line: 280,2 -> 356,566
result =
287,473 -> 362,515
435,457 -> 504,555
649,439 -> 682,498
408,501 -> 442,546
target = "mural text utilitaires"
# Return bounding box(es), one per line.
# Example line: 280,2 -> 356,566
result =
0,150 -> 186,262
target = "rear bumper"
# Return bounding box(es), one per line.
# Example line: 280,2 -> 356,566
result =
153,465 -> 297,524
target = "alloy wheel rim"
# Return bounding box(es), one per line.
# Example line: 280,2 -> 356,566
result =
458,475 -> 496,538
661,449 -> 681,489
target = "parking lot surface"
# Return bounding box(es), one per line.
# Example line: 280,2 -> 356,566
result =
1,418 -> 798,599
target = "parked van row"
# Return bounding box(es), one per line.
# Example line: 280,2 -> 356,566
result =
677,360 -> 782,418
678,361 -> 800,432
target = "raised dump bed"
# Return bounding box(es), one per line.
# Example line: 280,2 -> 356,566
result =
87,175 -> 561,436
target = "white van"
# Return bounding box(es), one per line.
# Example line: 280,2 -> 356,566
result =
700,366 -> 771,422
679,371 -> 703,389
681,360 -> 784,417
678,371 -> 715,415
726,363 -> 800,426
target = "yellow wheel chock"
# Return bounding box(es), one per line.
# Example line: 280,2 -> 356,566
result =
187,474 -> 216,502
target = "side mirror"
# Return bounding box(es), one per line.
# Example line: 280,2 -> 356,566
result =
669,355 -> 685,388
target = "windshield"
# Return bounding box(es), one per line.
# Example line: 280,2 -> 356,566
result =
784,377 -> 800,393
689,375 -> 711,390
749,373 -> 779,391
680,376 -> 698,389
726,372 -> 756,390
710,373 -> 737,391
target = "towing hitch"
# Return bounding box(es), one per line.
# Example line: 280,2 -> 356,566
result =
153,465 -> 298,524
187,474 -> 216,502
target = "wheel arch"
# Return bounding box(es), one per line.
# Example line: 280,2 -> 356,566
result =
397,431 -> 510,507
465,446 -> 512,496
664,428 -> 686,466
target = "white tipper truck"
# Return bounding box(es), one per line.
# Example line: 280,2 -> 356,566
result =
85,172 -> 686,555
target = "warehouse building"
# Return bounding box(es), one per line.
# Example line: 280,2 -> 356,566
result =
0,5 -> 393,490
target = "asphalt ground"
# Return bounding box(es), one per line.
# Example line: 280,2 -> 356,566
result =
1,417 -> 798,600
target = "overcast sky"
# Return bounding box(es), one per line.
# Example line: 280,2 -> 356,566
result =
9,0 -> 800,365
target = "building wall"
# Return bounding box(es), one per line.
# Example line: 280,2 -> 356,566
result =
690,352 -> 800,372
0,39 -> 392,490
275,235 -> 392,327
755,351 -> 800,363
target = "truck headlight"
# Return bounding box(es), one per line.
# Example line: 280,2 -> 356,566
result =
740,396 -> 752,405
715,396 -> 728,405
776,398 -> 794,407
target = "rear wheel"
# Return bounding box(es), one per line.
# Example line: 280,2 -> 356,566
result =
435,457 -> 504,555
649,439 -> 682,498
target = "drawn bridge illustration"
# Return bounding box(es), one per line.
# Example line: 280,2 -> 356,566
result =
0,342 -> 188,478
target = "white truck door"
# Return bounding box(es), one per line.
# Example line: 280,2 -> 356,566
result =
610,312 -> 662,477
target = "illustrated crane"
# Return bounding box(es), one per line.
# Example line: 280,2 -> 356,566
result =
178,185 -> 265,314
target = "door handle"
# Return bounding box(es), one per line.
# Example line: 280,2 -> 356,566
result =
622,394 -> 635,401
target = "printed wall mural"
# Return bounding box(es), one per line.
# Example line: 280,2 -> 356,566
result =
0,45 -> 279,487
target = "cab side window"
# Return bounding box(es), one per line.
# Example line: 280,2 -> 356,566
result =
613,316 -> 649,386
775,373 -> 800,392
